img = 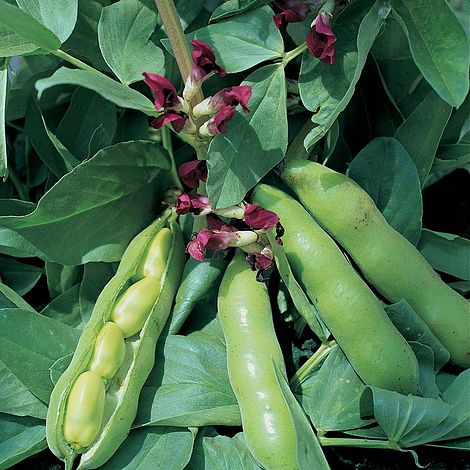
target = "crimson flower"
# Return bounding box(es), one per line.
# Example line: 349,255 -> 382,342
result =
246,251 -> 274,270
151,111 -> 188,132
206,214 -> 237,232
207,105 -> 236,135
178,160 -> 208,189
175,193 -> 211,215
142,72 -> 180,111
190,40 -> 226,81
211,86 -> 252,114
272,1 -> 310,29
244,204 -> 280,230
306,13 -> 336,64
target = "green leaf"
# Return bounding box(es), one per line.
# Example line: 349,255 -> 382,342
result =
135,329 -> 240,428
24,99 -> 79,178
16,0 -> 78,43
101,426 -> 195,470
40,284 -> 83,328
0,58 -> 7,181
0,359 -> 47,419
192,6 -> 284,73
430,143 -> 470,179
372,16 -> 431,118
441,94 -> 470,145
45,263 -> 83,299
207,64 -> 287,208
35,67 -> 155,115
296,347 -> 374,433
0,283 -> 35,311
385,300 -> 450,371
348,137 -> 423,245
0,199 -> 35,217
418,230 -> 470,281
186,428 -> 261,470
394,90 -> 452,185
0,23 -> 38,57
0,308 -> 80,403
98,0 -> 164,85
267,230 -> 329,342
55,88 -> 117,161
210,0 -> 271,22
0,414 -> 46,469
0,0 -> 61,50
409,342 -> 440,399
0,141 -> 171,264
391,0 -> 469,107
0,257 -> 42,296
300,0 -> 389,150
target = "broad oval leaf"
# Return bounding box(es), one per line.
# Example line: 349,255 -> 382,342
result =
0,257 -> 42,296
348,137 -> 423,245
207,64 -> 287,208
98,0 -> 165,85
0,141 -> 171,264
391,0 -> 469,107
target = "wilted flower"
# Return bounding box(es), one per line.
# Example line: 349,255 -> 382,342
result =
178,160 -> 208,189
306,12 -> 336,64
246,246 -> 274,271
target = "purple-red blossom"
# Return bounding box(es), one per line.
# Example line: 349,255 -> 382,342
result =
246,250 -> 274,271
175,193 -> 211,215
178,160 -> 207,189
151,111 -> 188,132
190,40 -> 226,81
272,1 -> 310,29
244,204 -> 280,230
207,105 -> 236,135
211,86 -> 252,114
206,214 -> 237,232
306,13 -> 336,64
142,72 -> 180,111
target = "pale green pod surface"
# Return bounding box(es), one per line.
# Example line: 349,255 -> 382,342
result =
46,212 -> 186,470
133,227 -> 173,280
88,322 -> 126,380
63,371 -> 105,450
218,251 -> 298,470
110,277 -> 161,338
281,160 -> 470,368
252,184 -> 419,394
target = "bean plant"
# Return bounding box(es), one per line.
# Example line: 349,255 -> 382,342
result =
0,0 -> 468,469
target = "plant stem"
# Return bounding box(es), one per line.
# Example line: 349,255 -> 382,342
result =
290,340 -> 336,391
161,127 -> 183,191
285,118 -> 314,161
154,0 -> 204,105
51,50 -> 97,73
283,43 -> 308,64
8,165 -> 28,200
319,437 -> 392,449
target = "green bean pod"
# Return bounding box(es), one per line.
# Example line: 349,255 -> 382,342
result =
46,210 -> 185,469
218,250 -> 327,470
252,184 -> 419,394
281,160 -> 470,368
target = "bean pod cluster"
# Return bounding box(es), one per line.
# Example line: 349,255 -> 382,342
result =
46,212 -> 184,470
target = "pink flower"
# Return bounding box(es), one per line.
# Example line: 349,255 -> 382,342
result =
187,229 -> 238,261
244,204 -> 280,229
142,72 -> 179,111
178,160 -> 208,189
272,1 -> 310,29
306,13 -> 336,64
175,193 -> 211,215
207,105 -> 236,135
151,111 -> 188,132
190,40 -> 226,81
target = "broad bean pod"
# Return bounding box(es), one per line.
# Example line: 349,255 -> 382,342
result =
218,250 -> 329,470
281,160 -> 470,368
46,210 -> 185,469
252,184 -> 419,394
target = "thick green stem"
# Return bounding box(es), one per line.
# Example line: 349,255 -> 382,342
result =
154,0 -> 204,105
51,50 -> 97,73
285,118 -> 314,161
161,127 -> 183,191
319,437 -> 392,449
283,43 -> 308,64
290,340 -> 336,391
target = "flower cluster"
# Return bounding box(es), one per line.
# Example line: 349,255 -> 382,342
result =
175,161 -> 282,276
143,40 -> 252,137
272,1 -> 337,64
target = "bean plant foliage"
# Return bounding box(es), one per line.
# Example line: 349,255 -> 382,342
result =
0,0 -> 469,469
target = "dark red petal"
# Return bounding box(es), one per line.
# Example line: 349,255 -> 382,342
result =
175,193 -> 192,214
201,229 -> 238,250
244,204 -> 280,229
178,160 -> 208,189
151,111 -> 187,132
306,14 -> 336,64
190,40 -> 226,80
206,214 -> 238,232
187,237 -> 205,261
142,72 -> 179,110
272,5 -> 310,29
212,86 -> 252,113
207,105 -> 236,135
